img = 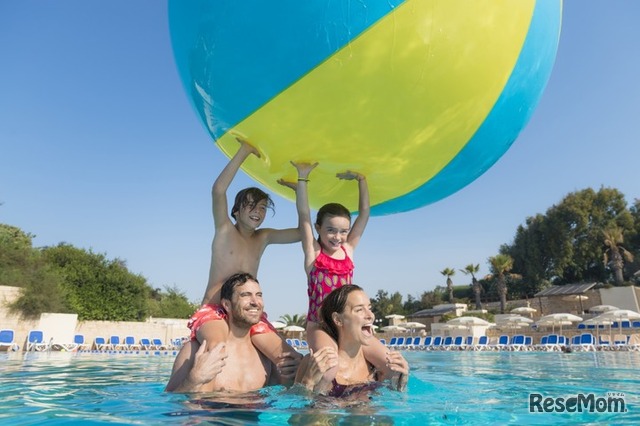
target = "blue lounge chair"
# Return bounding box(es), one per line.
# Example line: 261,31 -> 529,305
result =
0,329 -> 19,351
139,338 -> 153,350
124,336 -> 140,350
509,335 -> 526,351
27,330 -> 49,351
420,336 -> 433,350
473,335 -> 489,351
109,336 -> 127,350
431,336 -> 443,350
387,337 -> 398,347
73,334 -> 88,351
152,338 -> 169,350
442,336 -> 453,350
452,336 -> 465,350
94,336 -> 109,351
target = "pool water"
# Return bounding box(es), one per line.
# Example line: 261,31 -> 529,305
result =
0,350 -> 638,425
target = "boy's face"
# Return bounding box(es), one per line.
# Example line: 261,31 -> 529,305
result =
236,196 -> 267,229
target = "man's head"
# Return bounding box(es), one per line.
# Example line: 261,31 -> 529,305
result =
231,187 -> 274,227
220,272 -> 264,329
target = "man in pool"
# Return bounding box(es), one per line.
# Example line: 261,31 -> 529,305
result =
165,273 -> 302,392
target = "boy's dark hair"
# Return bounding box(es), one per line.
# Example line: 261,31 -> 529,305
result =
231,187 -> 274,220
315,203 -> 351,228
220,272 -> 258,302
320,284 -> 364,342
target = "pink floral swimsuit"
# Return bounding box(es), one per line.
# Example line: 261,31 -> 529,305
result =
307,246 -> 354,322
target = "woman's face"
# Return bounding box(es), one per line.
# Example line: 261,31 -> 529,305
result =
337,290 -> 376,345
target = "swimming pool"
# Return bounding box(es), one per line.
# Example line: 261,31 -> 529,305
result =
1,350 -> 638,424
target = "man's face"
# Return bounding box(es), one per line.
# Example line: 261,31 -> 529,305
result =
227,279 -> 264,328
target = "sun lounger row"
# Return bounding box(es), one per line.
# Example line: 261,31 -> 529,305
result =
0,329 -> 186,353
383,333 -> 640,352
92,336 -> 184,351
285,338 -> 309,350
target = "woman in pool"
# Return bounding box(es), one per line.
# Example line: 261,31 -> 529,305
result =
295,284 -> 409,396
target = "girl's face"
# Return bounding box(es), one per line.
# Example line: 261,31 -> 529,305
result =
335,290 -> 375,345
315,215 -> 351,252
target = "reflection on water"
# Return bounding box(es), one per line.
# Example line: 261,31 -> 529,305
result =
0,351 -> 639,424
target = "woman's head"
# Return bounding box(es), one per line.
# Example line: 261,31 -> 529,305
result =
320,284 -> 375,343
315,203 -> 351,249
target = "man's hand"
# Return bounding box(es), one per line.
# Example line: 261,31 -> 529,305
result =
275,351 -> 302,385
186,340 -> 227,388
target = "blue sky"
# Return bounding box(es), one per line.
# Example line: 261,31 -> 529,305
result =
1,1 -> 639,321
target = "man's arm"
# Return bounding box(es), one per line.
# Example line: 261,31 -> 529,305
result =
211,138 -> 260,227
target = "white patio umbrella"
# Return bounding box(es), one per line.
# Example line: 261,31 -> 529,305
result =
581,316 -> 613,340
380,325 -> 407,333
588,305 -> 618,313
562,294 -> 589,313
271,321 -> 287,329
497,316 -> 533,330
385,314 -> 405,319
598,309 -> 640,321
283,325 -> 305,332
397,322 -> 426,334
510,306 -> 537,317
537,313 -> 582,334
447,317 -> 491,326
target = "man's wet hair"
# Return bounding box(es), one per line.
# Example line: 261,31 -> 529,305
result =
231,187 -> 275,220
220,272 -> 259,301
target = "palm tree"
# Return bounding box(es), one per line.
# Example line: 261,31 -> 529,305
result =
460,264 -> 482,310
440,267 -> 456,302
603,226 -> 634,285
279,313 -> 306,328
487,254 -> 521,314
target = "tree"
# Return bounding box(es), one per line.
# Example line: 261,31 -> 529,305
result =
460,264 -> 482,309
42,244 -> 151,321
370,290 -> 405,323
602,226 -> 634,285
487,254 -> 521,314
148,285 -> 197,319
503,187 -> 634,286
279,313 -> 306,327
440,267 -> 456,302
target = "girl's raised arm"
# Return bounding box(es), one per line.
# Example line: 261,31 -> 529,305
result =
292,162 -> 319,273
336,171 -> 370,248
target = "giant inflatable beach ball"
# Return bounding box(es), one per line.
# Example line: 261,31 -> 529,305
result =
169,0 -> 562,215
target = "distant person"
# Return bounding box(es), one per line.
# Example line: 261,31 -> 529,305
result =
174,137 -> 302,388
166,273 -> 300,392
285,161 -> 400,390
295,284 -> 409,396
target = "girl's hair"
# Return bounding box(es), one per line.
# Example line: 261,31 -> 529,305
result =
320,284 -> 364,342
315,203 -> 351,228
231,187 -> 274,219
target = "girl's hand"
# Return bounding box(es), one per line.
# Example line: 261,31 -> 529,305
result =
290,161 -> 319,180
336,170 -> 365,182
300,347 -> 338,391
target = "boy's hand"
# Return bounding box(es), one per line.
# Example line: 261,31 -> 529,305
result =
277,178 -> 297,191
336,170 -> 365,181
235,136 -> 261,158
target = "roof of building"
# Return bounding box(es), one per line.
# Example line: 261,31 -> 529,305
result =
534,282 -> 597,297
409,306 -> 457,318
